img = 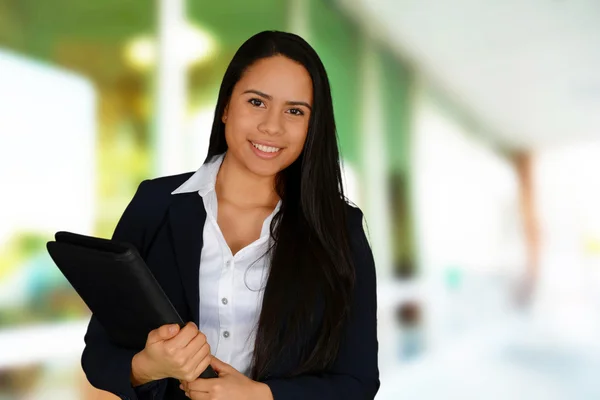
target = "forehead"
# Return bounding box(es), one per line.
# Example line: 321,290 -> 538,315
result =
236,56 -> 313,102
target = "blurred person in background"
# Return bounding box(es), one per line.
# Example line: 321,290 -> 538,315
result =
82,30 -> 379,400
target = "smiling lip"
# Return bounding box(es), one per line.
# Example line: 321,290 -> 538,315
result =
249,140 -> 283,159
249,139 -> 283,148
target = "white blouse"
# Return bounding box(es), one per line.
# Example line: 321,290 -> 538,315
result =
171,153 -> 281,376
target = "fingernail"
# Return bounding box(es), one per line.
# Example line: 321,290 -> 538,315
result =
169,325 -> 177,333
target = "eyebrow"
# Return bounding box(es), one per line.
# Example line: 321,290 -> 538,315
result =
243,89 -> 312,110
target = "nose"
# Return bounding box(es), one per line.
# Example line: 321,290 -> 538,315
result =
257,108 -> 284,136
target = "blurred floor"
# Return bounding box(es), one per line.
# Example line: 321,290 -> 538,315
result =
378,284 -> 600,400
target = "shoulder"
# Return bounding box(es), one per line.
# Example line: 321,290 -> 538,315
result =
344,202 -> 363,221
342,205 -> 377,320
111,171 -> 195,247
118,171 -> 195,227
344,202 -> 365,235
130,172 -> 194,209
343,202 -> 372,255
343,202 -> 375,269
137,171 -> 195,198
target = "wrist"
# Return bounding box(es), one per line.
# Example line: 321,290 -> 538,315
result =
254,381 -> 274,400
131,350 -> 155,387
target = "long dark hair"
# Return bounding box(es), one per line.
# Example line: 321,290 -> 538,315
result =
205,31 -> 355,380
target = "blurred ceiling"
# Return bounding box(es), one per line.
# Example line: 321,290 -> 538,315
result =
0,0 -> 285,86
338,0 -> 600,150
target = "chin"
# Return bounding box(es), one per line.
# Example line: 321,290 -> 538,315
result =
243,158 -> 283,178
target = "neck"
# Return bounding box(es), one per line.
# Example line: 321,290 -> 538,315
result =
215,152 -> 279,209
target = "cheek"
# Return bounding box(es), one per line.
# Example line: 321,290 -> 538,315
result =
286,121 -> 309,150
225,111 -> 255,141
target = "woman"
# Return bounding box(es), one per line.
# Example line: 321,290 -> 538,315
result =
82,30 -> 379,400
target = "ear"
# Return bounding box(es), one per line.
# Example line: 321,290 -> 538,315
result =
221,104 -> 229,124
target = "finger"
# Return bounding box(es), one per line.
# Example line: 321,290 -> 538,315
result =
188,343 -> 212,381
179,334 -> 208,380
183,328 -> 208,355
194,345 -> 211,378
210,356 -> 231,374
186,392 -> 210,400
179,382 -> 208,400
166,322 -> 199,349
187,376 -> 214,392
179,379 -> 189,393
182,342 -> 211,382
147,324 -> 180,344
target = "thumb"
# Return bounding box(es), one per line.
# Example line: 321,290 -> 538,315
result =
148,324 -> 180,344
210,356 -> 231,374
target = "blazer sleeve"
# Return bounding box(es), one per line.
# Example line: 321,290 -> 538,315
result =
263,206 -> 380,400
81,180 -> 168,400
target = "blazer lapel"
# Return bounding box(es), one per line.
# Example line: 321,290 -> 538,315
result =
168,192 -> 207,326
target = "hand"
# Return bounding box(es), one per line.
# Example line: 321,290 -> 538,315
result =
179,357 -> 273,400
131,322 -> 212,385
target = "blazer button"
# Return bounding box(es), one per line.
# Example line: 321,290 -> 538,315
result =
223,331 -> 230,338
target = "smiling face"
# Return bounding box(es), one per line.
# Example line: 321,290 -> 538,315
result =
221,55 -> 313,178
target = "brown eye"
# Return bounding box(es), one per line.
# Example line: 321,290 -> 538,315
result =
249,98 -> 264,107
288,108 -> 304,116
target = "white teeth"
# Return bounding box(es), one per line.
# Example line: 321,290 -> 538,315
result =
252,142 -> 281,153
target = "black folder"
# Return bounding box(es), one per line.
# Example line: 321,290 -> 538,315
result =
47,231 -> 218,379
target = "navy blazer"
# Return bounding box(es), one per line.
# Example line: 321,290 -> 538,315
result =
81,172 -> 379,400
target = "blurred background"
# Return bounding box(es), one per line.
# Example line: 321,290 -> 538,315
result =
1,0 -> 600,398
